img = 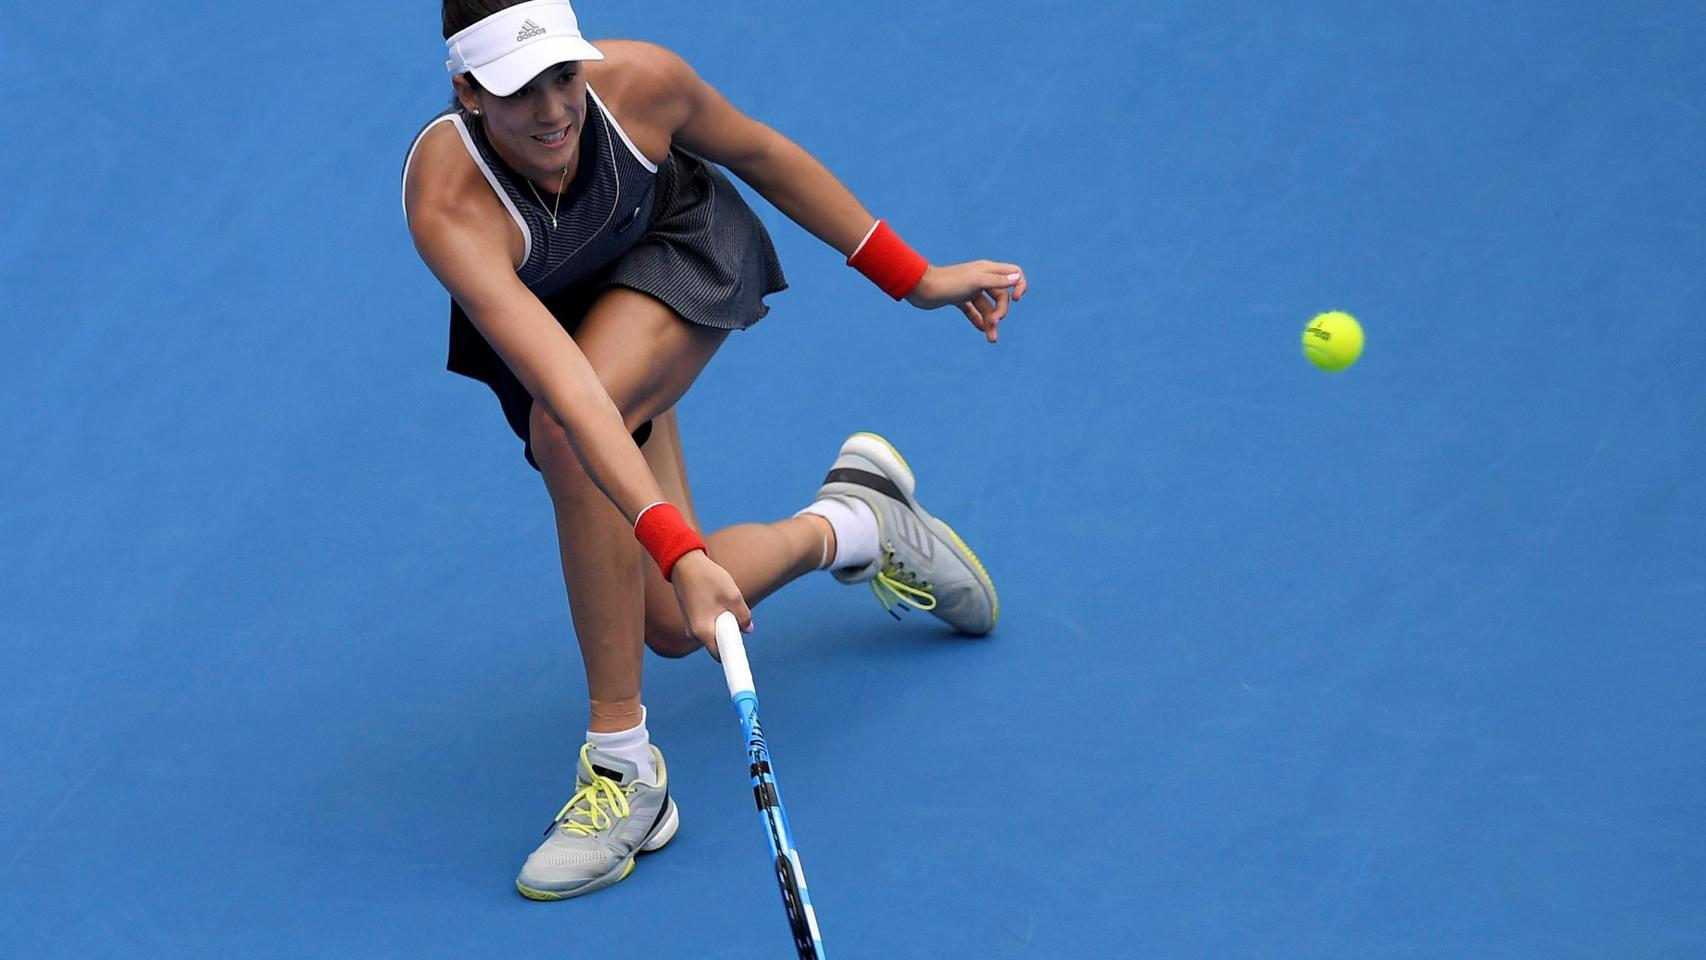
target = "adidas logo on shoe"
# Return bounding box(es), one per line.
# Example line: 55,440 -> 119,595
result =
516,19 -> 547,41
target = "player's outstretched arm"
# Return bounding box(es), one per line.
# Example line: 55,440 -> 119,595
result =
632,43 -> 1028,342
404,132 -> 751,648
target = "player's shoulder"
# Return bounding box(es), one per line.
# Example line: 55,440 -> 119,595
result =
404,118 -> 504,232
590,39 -> 691,72
586,39 -> 697,95
410,117 -> 465,164
406,118 -> 478,199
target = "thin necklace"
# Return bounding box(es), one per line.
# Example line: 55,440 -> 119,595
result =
527,160 -> 573,229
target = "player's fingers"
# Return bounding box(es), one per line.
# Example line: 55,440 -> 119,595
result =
959,300 -> 987,331
978,264 -> 1023,298
972,293 -> 998,330
983,268 -> 1024,301
973,295 -> 1000,343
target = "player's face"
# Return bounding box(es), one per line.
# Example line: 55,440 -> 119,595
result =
469,62 -> 588,184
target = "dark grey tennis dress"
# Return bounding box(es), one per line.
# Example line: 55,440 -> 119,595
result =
401,86 -> 787,466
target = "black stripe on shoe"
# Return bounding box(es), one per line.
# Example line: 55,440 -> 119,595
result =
823,468 -> 906,504
646,791 -> 672,837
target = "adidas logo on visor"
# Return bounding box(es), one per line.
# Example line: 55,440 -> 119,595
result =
516,19 -> 547,41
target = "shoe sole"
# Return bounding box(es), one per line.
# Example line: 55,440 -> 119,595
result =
514,799 -> 680,901
839,432 -> 999,634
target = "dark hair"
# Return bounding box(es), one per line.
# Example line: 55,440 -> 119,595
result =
443,0 -> 525,39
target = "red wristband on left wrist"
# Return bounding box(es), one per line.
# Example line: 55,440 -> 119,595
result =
847,220 -> 929,300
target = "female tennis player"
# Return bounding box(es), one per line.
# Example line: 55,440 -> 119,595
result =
403,0 -> 1025,900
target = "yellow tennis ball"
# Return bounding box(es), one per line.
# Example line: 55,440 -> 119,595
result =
1302,311 -> 1364,371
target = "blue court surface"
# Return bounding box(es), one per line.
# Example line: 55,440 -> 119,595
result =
4,2 -> 1704,957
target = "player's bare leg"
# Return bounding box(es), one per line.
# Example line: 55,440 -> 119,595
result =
638,408 -> 832,658
517,288 -> 827,900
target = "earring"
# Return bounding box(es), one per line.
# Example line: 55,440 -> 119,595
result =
471,109 -> 481,116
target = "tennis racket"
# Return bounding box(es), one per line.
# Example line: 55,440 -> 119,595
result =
714,611 -> 827,959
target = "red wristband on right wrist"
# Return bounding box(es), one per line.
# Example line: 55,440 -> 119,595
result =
847,220 -> 929,300
634,502 -> 706,581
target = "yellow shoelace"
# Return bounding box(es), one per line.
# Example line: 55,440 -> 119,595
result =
869,546 -> 938,618
549,743 -> 632,838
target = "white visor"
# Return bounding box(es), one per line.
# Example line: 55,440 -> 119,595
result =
445,0 -> 604,97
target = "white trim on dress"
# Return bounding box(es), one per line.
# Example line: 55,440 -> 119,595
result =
401,113 -> 534,268
587,84 -> 660,174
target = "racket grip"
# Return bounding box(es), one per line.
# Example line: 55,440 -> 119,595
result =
715,611 -> 755,699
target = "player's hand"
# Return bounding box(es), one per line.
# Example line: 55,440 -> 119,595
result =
669,549 -> 752,660
905,260 -> 1028,344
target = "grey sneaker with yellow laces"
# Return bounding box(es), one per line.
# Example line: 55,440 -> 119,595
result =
515,743 -> 679,901
816,432 -> 999,636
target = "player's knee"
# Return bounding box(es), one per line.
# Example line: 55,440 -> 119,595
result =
644,599 -> 697,658
645,620 -> 700,659
529,401 -> 655,483
528,404 -> 583,477
641,569 -> 694,656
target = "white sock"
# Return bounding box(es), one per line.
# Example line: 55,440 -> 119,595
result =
585,707 -> 657,783
796,496 -> 879,571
